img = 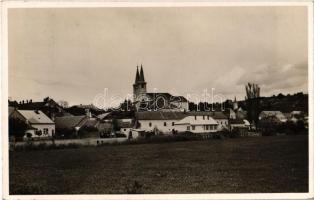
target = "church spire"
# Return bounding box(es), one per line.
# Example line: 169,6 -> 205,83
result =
139,64 -> 145,82
135,65 -> 140,83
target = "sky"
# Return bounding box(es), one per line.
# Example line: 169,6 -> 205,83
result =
8,6 -> 308,107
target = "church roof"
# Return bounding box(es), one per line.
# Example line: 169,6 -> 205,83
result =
139,65 -> 145,82
136,111 -> 186,120
135,66 -> 140,83
146,93 -> 188,103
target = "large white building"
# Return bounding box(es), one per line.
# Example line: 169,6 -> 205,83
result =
135,111 -> 228,134
133,65 -> 189,112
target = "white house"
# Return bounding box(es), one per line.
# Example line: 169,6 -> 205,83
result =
10,109 -> 55,138
188,111 -> 228,131
175,115 -> 218,133
136,111 -> 185,134
136,111 -> 223,134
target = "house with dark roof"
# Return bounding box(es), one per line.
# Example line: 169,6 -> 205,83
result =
133,65 -> 189,112
10,109 -> 55,139
229,118 -> 247,131
54,115 -> 100,137
16,97 -> 70,120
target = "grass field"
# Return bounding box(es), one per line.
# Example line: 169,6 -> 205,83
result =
9,135 -> 308,194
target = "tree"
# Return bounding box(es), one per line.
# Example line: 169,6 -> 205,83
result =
58,100 -> 69,108
9,118 -> 29,138
245,83 -> 261,128
119,99 -> 134,111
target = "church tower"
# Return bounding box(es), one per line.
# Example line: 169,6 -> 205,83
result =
133,64 -> 147,102
233,96 -> 238,110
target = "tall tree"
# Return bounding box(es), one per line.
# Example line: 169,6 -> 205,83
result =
245,83 -> 261,128
9,118 -> 29,138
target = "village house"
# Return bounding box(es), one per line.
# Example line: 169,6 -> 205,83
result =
54,112 -> 99,138
229,118 -> 247,131
135,111 -> 227,134
259,111 -> 288,123
10,109 -> 55,139
14,97 -> 69,120
188,111 -> 228,131
174,115 -> 218,133
135,111 -> 186,134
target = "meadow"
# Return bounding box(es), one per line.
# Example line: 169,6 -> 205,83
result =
9,135 -> 308,194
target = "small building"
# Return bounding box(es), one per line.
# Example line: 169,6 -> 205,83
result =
259,111 -> 288,123
16,97 -> 69,120
97,122 -> 113,138
229,118 -> 246,131
55,115 -> 89,137
10,109 -> 55,138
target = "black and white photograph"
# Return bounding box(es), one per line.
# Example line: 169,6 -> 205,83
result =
2,1 -> 313,199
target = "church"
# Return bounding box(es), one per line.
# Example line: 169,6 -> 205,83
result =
133,65 -> 189,112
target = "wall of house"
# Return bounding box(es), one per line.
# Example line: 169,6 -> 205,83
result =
215,119 -> 229,131
175,124 -> 218,133
30,124 -> 55,138
230,124 -> 246,131
24,124 -> 55,138
139,119 -> 179,134
120,127 -> 132,136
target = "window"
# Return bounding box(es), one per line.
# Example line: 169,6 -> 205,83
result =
206,125 -> 209,130
52,129 -> 55,136
207,116 -> 209,120
172,122 -> 175,126
203,116 -> 205,120
192,125 -> 195,130
149,122 -> 152,127
194,116 -> 197,120
164,122 -> 167,126
124,129 -> 126,131
210,125 -> 213,130
187,126 -> 190,131
43,128 -> 48,135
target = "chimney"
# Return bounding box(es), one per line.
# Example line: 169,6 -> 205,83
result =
85,109 -> 91,118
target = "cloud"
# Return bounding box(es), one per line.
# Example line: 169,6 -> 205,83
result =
236,62 -> 307,93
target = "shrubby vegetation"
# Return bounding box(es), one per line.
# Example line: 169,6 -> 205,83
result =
9,118 -> 28,140
259,120 -> 307,136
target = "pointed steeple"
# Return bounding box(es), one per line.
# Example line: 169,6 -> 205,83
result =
135,66 -> 140,83
139,64 -> 145,82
